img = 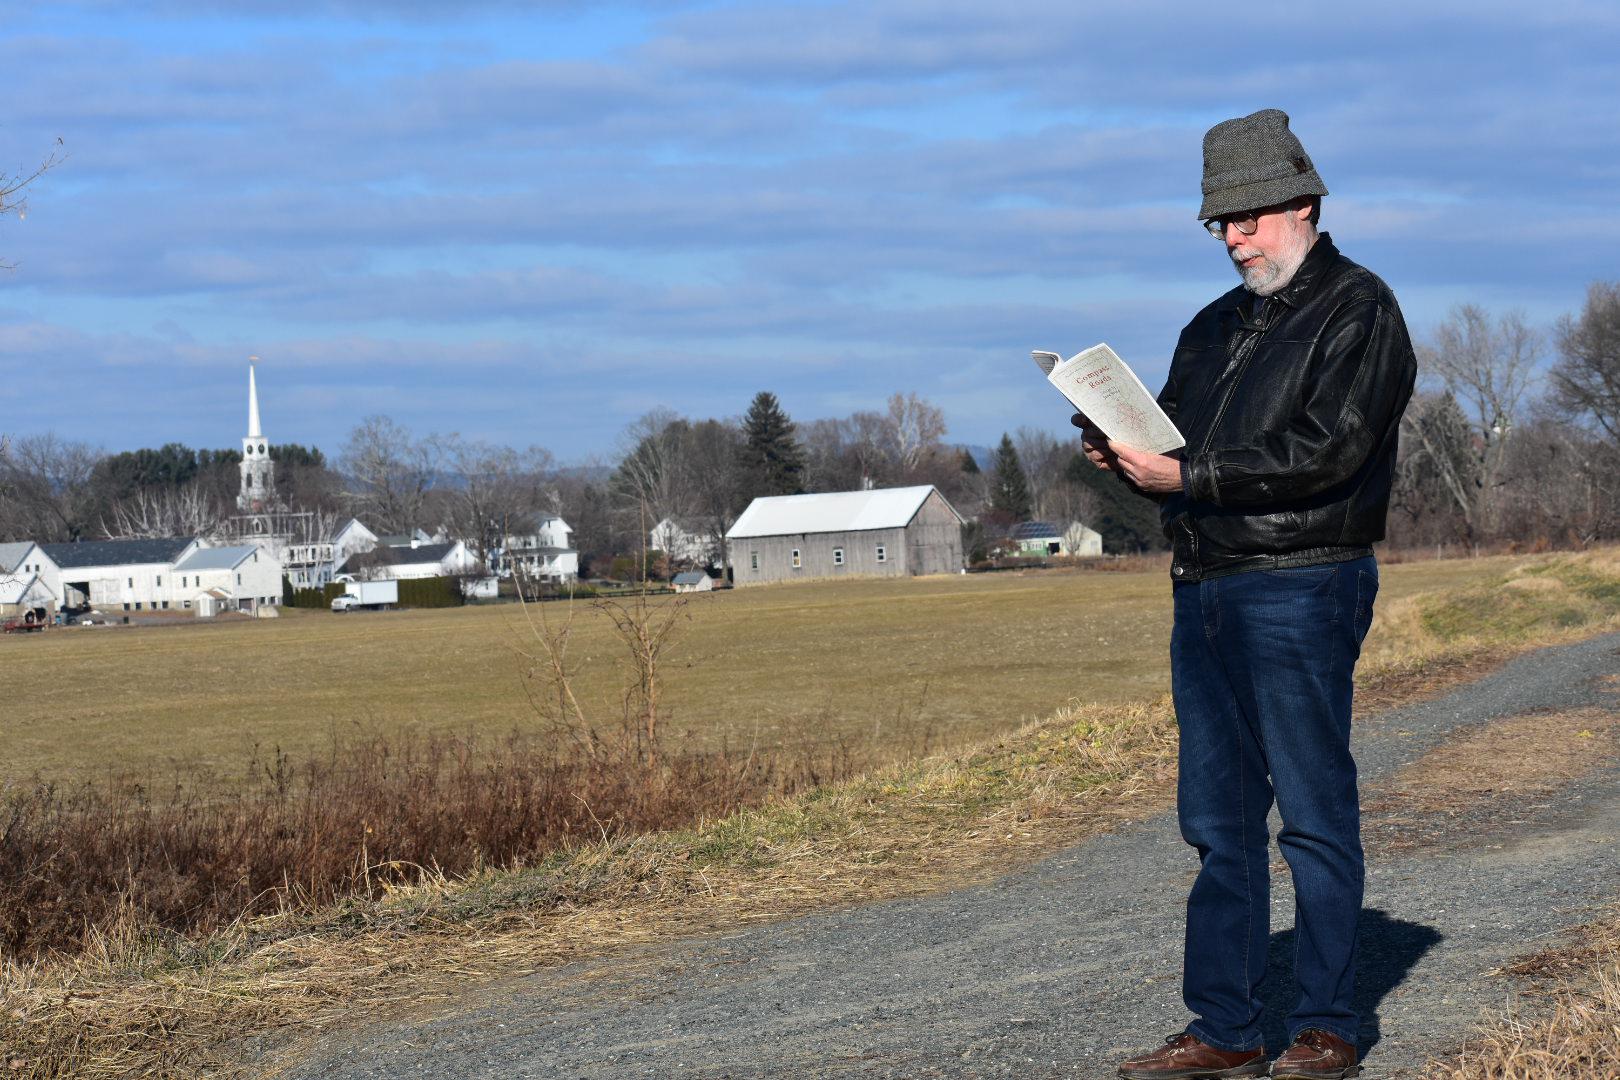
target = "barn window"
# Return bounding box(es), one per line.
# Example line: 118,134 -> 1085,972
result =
876,545 -> 887,563
156,575 -> 162,587
791,549 -> 801,569
183,601 -> 191,609
750,551 -> 759,570
833,548 -> 844,566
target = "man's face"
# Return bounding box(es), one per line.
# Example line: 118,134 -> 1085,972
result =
1222,200 -> 1315,296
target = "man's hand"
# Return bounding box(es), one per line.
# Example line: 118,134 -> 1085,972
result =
1112,443 -> 1184,494
1070,412 -> 1183,493
1070,411 -> 1120,472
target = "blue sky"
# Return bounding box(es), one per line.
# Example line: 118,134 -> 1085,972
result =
3,0 -> 1617,463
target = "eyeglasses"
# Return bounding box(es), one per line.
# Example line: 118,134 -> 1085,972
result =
1203,211 -> 1261,240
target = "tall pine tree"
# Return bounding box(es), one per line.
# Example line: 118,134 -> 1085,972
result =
989,433 -> 1032,521
739,391 -> 805,496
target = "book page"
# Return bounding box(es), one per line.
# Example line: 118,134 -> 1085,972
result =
1032,343 -> 1185,454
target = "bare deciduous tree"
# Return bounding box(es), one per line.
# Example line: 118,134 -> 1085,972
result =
104,483 -> 228,540
339,415 -> 443,534
1550,281 -> 1620,441
440,435 -> 555,567
884,392 -> 948,475
1420,304 -> 1540,541
0,433 -> 100,541
2,138 -> 64,270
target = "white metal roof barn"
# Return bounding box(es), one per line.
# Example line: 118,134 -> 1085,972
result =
725,485 -> 964,585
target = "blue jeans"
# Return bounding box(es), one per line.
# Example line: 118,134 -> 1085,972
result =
1171,557 -> 1377,1051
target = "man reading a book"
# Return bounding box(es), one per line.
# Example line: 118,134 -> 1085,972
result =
1074,109 -> 1417,1080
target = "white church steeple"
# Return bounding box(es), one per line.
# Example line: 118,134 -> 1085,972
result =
237,357 -> 275,513
247,359 -> 263,439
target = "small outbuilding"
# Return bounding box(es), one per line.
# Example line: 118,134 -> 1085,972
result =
1009,520 -> 1104,558
671,571 -> 715,593
726,484 -> 964,586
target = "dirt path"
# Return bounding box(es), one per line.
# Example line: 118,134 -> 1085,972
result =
279,632 -> 1620,1079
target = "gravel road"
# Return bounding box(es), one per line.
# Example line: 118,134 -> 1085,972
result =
280,631 -> 1620,1079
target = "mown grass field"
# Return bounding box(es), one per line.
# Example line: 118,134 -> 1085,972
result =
2,554 -> 1518,782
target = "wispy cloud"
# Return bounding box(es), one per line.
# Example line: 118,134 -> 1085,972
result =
2,0 -> 1615,459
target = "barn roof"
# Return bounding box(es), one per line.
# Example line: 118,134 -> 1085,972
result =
671,571 -> 709,585
726,485 -> 959,539
174,545 -> 261,571
40,537 -> 196,569
0,542 -> 38,574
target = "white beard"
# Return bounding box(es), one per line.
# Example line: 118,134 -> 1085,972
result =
1231,224 -> 1313,296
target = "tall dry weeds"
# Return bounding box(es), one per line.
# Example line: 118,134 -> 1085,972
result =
0,584 -> 900,963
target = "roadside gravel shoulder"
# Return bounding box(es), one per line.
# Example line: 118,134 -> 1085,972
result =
276,632 -> 1620,1080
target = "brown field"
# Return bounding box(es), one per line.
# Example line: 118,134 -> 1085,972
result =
1,553 -> 1521,782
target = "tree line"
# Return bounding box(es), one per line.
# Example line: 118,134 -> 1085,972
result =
3,280 -> 1616,567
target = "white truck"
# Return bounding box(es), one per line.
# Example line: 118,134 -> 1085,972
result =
331,580 -> 399,612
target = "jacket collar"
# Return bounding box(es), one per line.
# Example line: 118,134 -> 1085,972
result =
1266,231 -> 1338,310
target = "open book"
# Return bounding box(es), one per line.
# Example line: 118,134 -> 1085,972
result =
1031,343 -> 1185,455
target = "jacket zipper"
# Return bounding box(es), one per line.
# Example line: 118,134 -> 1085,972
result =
1199,300 -> 1271,455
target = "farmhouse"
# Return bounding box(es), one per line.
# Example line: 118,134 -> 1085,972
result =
651,516 -> 718,569
336,539 -> 478,581
0,542 -> 62,613
493,515 -> 579,583
171,544 -> 283,614
726,484 -> 963,586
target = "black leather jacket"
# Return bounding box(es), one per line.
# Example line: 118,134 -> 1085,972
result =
1156,234 -> 1416,581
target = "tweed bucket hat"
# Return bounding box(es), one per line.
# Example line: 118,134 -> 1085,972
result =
1198,108 -> 1328,219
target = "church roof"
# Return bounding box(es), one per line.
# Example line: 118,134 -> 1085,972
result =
174,545 -> 262,572
40,537 -> 197,569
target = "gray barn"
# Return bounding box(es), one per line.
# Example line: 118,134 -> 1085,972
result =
726,485 -> 964,586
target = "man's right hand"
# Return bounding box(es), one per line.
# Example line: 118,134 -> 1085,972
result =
1070,412 -> 1121,473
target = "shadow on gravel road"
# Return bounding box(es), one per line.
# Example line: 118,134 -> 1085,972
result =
1260,908 -> 1443,1057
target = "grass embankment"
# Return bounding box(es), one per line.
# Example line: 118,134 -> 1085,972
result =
4,550 -> 1620,1078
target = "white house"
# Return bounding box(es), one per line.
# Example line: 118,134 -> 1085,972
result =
0,542 -> 62,612
171,544 -> 284,614
336,539 -> 479,581
651,517 -> 719,569
493,515 -> 579,583
39,537 -> 202,612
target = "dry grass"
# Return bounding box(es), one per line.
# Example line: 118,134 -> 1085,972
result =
1,698 -> 1182,1079
1417,910 -> 1620,1079
1378,707 -> 1619,813
5,548 -> 1620,1078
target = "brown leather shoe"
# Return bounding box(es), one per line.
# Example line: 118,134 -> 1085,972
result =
1118,1032 -> 1270,1078
1271,1029 -> 1360,1079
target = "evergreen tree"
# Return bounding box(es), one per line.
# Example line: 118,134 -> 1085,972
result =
989,433 -> 1032,520
957,447 -> 980,475
739,391 -> 805,495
